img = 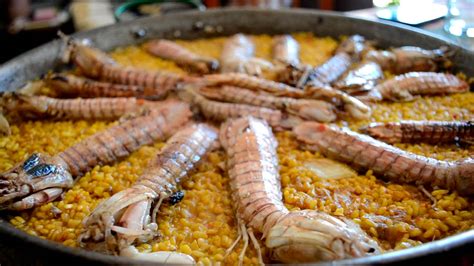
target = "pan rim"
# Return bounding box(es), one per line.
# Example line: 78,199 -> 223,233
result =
0,7 -> 473,265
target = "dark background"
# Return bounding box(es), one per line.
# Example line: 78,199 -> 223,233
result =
0,0 -> 373,64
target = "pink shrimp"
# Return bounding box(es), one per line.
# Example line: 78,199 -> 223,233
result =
294,121 -> 474,195
143,39 -> 219,74
220,117 -> 379,264
45,73 -> 162,99
204,73 -> 371,120
1,93 -> 159,120
198,86 -> 337,122
220,34 -> 273,76
79,124 -> 217,262
179,85 -> 301,129
205,73 -> 305,97
373,72 -> 469,101
62,35 -> 187,95
360,120 -> 474,144
0,100 -> 191,210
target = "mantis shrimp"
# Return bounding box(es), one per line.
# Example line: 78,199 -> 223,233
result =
79,124 -> 218,264
0,101 -> 191,210
220,116 -> 379,264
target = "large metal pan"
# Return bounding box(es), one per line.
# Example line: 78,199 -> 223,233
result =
0,8 -> 473,265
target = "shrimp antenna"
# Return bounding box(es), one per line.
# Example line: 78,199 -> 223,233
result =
437,45 -> 457,62
18,81 -> 44,96
57,31 -> 76,63
57,31 -> 73,45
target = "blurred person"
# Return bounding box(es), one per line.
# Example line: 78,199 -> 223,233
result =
0,0 -> 72,63
5,0 -> 31,25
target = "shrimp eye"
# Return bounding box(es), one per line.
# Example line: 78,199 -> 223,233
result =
168,191 -> 185,205
209,61 -> 219,71
23,153 -> 40,171
27,164 -> 56,177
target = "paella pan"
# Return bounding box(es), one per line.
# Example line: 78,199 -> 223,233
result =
0,8 -> 473,265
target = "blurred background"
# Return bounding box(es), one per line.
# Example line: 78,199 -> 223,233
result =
0,0 -> 472,63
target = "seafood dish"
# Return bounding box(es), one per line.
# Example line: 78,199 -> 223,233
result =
0,30 -> 473,265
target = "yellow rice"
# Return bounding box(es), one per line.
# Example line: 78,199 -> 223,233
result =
3,32 -> 474,265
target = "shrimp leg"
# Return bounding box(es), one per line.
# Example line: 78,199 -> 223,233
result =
294,121 -> 474,195
220,117 -> 379,264
360,120 -> 474,144
0,101 -> 191,210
